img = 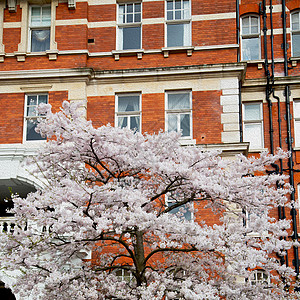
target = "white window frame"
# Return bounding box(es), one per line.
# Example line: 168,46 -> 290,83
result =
294,100 -> 300,147
117,2 -> 142,50
165,0 -> 191,47
240,15 -> 261,61
165,90 -> 192,139
23,94 -> 48,142
28,5 -> 51,53
165,193 -> 193,221
115,93 -> 141,132
243,102 -> 264,150
249,269 -> 270,286
291,11 -> 300,57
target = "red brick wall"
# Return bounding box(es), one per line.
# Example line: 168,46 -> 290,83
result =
87,96 -> 115,128
3,28 -> 21,53
143,1 -> 164,18
56,2 -> 88,20
4,5 -> 22,22
88,27 -> 116,52
193,90 -> 223,144
0,91 -> 67,144
88,4 -> 116,22
142,24 -> 164,49
142,93 -> 165,134
56,25 -> 87,50
49,91 -> 68,113
0,93 -> 24,144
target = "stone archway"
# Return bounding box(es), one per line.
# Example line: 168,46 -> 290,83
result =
0,281 -> 16,300
0,178 -> 37,217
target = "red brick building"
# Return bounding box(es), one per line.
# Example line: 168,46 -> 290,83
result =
1,0 -> 300,295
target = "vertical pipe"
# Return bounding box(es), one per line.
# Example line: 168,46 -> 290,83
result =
239,81 -> 243,143
236,0 -> 240,63
262,0 -> 274,154
282,0 -> 299,277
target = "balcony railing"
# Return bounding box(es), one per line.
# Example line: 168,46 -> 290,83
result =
0,217 -> 16,233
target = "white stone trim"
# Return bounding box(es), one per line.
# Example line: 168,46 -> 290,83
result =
88,0 -> 115,4
17,0 -> 28,53
143,18 -> 164,25
17,0 -> 58,58
56,19 -> 88,26
192,12 -> 236,21
87,21 -> 116,28
3,22 -> 21,28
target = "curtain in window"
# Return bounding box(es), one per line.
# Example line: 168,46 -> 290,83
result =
118,96 -> 140,112
31,30 -> 50,52
168,93 -> 190,109
180,114 -> 190,136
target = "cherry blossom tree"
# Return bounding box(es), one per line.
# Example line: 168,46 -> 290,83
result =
0,101 -> 298,299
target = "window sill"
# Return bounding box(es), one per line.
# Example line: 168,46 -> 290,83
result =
241,59 -> 264,70
13,50 -> 58,62
179,138 -> 196,146
112,49 -> 144,61
290,57 -> 300,67
161,46 -> 194,57
23,140 -> 47,146
248,148 -> 268,153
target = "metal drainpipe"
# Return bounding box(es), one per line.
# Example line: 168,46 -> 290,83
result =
262,0 -> 274,155
282,0 -> 299,277
269,0 -> 288,267
236,0 -> 243,142
236,0 -> 240,63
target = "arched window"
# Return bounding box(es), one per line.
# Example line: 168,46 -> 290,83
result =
291,11 -> 300,57
241,15 -> 261,61
250,270 -> 269,286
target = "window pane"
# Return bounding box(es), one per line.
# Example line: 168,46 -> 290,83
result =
31,29 -> 50,52
168,93 -> 190,109
175,0 -> 181,9
127,4 -> 133,13
31,7 -> 41,26
26,120 -> 46,141
244,104 -> 261,120
242,17 -> 250,35
180,114 -> 190,136
244,123 -> 263,149
167,1 -> 173,10
175,10 -> 182,20
130,116 -> 140,131
134,13 -> 141,23
293,33 -> 300,57
135,3 -> 141,13
167,23 -> 184,47
167,11 -> 173,21
27,106 -> 36,117
292,13 -> 300,31
118,96 -> 140,112
122,27 -> 141,50
127,13 -> 133,23
27,95 -> 37,106
38,95 -> 48,105
167,201 -> 192,221
118,116 -> 128,128
118,5 -> 125,23
295,101 -> 300,118
250,17 -> 258,33
242,37 -> 260,60
295,121 -> 300,147
168,114 -> 178,132
41,6 -> 51,26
